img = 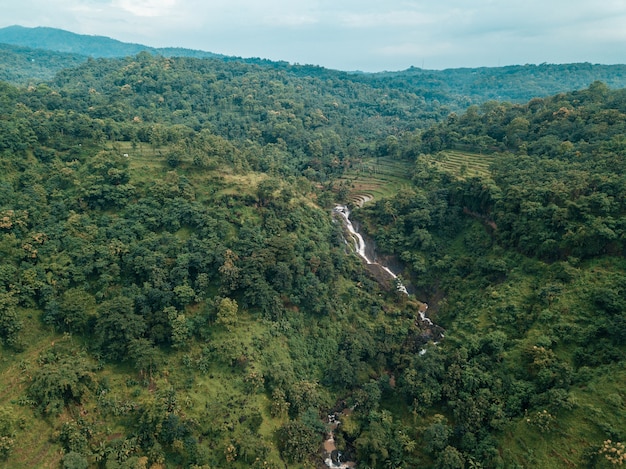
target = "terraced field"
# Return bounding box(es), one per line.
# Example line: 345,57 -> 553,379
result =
336,157 -> 414,206
422,150 -> 496,179
335,151 -> 496,207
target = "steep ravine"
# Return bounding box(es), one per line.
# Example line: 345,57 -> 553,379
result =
333,202 -> 443,341
323,201 -> 444,468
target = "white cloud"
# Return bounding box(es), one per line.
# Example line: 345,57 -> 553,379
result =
112,0 -> 178,18
338,9 -> 443,28
374,41 -> 453,58
262,14 -> 319,27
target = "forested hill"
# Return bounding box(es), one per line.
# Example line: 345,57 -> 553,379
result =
4,52 -> 449,181
415,81 -> 626,260
352,83 -> 626,468
0,38 -> 625,469
0,42 -> 87,84
3,25 -> 626,107
367,62 -> 626,104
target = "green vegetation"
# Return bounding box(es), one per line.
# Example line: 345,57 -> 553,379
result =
6,25 -> 626,104
368,62 -> 626,105
354,82 -> 626,468
0,43 -> 87,84
0,42 -> 624,469
419,150 -> 495,180
334,156 -> 414,204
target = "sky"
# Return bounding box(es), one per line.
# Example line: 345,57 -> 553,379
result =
2,0 -> 626,72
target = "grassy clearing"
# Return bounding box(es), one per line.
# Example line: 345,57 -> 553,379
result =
178,314 -> 293,467
502,367 -> 626,469
108,140 -> 271,204
501,263 -> 626,467
108,141 -> 166,172
0,315 -> 65,469
0,307 -> 292,468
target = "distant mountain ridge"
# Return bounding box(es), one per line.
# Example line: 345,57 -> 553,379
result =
365,62 -> 626,103
2,25 -> 626,106
0,25 -> 224,59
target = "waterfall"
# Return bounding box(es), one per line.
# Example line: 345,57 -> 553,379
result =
333,204 -> 408,295
325,201 -> 444,468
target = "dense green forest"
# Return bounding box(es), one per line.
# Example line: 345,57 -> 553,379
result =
354,83 -> 626,467
0,42 -> 87,84
367,63 -> 626,105
0,41 -> 624,469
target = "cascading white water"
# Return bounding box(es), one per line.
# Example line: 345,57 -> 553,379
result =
327,201 -> 442,468
333,204 -> 408,295
334,205 -> 370,260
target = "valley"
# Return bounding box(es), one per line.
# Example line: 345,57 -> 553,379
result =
0,30 -> 624,469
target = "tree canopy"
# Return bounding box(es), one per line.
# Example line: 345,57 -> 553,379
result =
0,48 -> 624,469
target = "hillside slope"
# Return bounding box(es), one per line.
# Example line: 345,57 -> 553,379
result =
0,41 -> 624,469
0,42 -> 87,84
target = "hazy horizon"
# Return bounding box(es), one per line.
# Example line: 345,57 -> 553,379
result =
2,1 -> 626,72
